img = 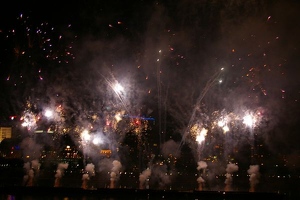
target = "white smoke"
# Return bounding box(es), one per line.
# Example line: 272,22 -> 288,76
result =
197,161 -> 208,171
82,163 -> 95,189
23,159 -> 40,187
139,168 -> 152,189
23,162 -> 30,185
82,174 -> 90,189
151,164 -> 171,189
85,163 -> 96,175
20,138 -> 42,161
247,164 -> 260,192
197,176 -> 205,183
224,163 -> 239,191
110,160 -> 122,188
31,160 -> 40,171
54,162 -> 69,187
197,161 -> 208,191
161,139 -> 180,158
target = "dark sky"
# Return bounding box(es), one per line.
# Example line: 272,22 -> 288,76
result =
1,0 -> 300,164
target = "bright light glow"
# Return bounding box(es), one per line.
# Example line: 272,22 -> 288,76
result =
93,137 -> 103,145
20,111 -> 37,130
114,112 -> 123,122
243,114 -> 255,127
223,125 -> 230,133
218,120 -> 225,127
10,116 -> 16,120
22,122 -> 28,127
196,128 -> 208,144
44,109 -> 53,118
81,130 -> 90,141
113,82 -> 124,94
217,118 -> 230,133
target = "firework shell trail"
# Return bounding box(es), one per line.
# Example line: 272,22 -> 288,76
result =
177,68 -> 224,153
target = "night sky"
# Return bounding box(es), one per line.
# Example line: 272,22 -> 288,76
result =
1,0 -> 300,192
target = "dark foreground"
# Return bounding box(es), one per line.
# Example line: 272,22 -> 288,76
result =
0,186 -> 288,200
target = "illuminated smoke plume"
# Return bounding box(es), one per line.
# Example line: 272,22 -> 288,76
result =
23,159 -> 40,187
81,174 -> 89,190
197,176 -> 205,191
247,165 -> 260,192
139,168 -> 151,189
23,162 -> 32,186
197,161 -> 207,191
151,164 -> 171,189
82,163 -> 95,189
20,137 -> 42,160
54,163 -> 69,187
31,160 -> 40,172
20,136 -> 42,187
110,160 -> 122,188
224,163 -> 239,191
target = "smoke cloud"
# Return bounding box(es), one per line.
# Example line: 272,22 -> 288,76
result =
54,163 -> 69,187
151,164 -> 171,189
82,163 -> 95,189
139,168 -> 152,189
224,163 -> 239,191
161,139 -> 180,158
110,160 -> 122,188
23,159 -> 40,187
197,161 -> 208,191
247,165 -> 260,192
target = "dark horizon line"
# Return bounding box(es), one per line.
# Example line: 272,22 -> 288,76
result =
0,185 -> 287,200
